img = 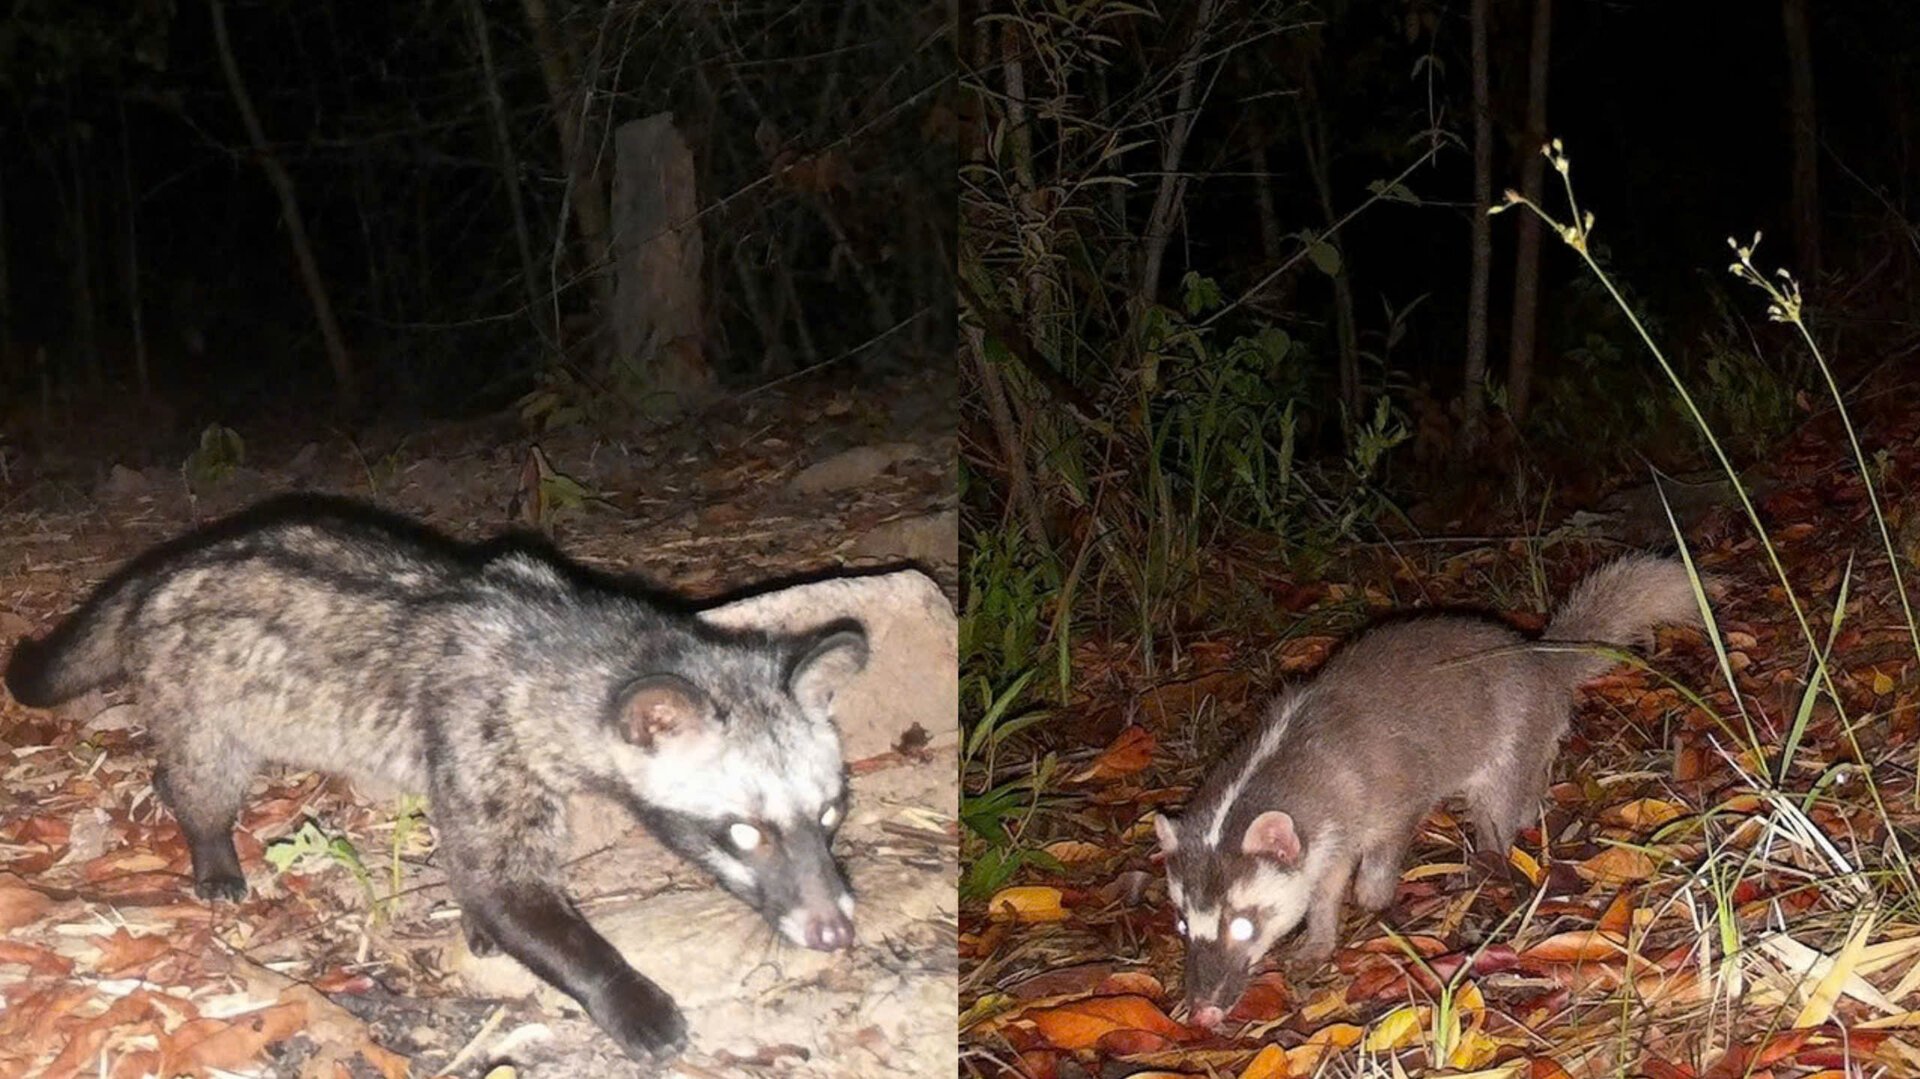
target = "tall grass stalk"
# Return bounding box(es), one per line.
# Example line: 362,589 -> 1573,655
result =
1498,140 -> 1919,895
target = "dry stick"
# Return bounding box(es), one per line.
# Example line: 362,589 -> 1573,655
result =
1136,0 -> 1219,308
208,0 -> 356,413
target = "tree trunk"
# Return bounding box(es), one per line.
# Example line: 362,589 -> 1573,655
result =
1136,0 -> 1217,307
610,114 -> 711,413
1782,0 -> 1820,279
208,0 -> 357,412
1460,0 -> 1493,442
521,0 -> 615,316
1505,0 -> 1552,424
467,0 -> 546,340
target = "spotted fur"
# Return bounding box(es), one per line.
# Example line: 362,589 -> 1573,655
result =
4,494 -> 868,1064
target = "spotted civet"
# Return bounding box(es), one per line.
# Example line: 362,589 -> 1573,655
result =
1155,555 -> 1705,1028
4,495 -> 868,1065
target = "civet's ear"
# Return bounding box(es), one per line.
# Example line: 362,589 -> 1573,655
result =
1241,810 -> 1302,866
618,674 -> 718,751
788,620 -> 869,716
1152,813 -> 1180,854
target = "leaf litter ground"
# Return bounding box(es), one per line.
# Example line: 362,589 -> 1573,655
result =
961,387 -> 1920,1079
0,367 -> 956,1078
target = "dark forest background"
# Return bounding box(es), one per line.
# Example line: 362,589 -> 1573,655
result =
0,0 -> 953,447
958,0 -> 1920,882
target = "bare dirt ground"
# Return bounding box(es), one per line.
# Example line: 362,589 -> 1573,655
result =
0,368 -> 957,1078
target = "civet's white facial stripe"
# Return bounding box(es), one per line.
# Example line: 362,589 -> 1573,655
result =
1184,905 -> 1221,942
1224,826 -> 1337,957
1203,691 -> 1308,847
709,853 -> 756,890
777,908 -> 809,946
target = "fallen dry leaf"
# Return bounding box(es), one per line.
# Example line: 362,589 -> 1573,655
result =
1071,726 -> 1157,783
987,885 -> 1067,923
1574,846 -> 1656,884
0,872 -> 53,931
1024,994 -> 1190,1050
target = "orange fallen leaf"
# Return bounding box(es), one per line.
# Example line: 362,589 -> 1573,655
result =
1072,727 -> 1157,783
0,872 -> 54,932
165,1000 -> 308,1071
1575,846 -> 1656,884
1095,971 -> 1165,999
1025,994 -> 1190,1050
1288,1022 -> 1364,1073
1240,1043 -> 1290,1079
0,939 -> 72,975
987,886 -> 1067,923
95,928 -> 172,977
1598,890 -> 1635,935
1605,798 -> 1687,830
1521,928 -> 1628,964
1042,839 -> 1109,865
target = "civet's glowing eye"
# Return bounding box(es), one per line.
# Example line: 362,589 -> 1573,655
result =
728,823 -> 762,851
1228,916 -> 1254,942
1175,917 -> 1188,937
821,805 -> 841,828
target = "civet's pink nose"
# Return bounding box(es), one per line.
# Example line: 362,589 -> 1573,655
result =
804,910 -> 854,951
1191,1004 -> 1226,1030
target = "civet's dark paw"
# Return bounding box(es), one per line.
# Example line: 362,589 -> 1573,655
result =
194,871 -> 249,903
464,919 -> 500,957
600,980 -> 689,1064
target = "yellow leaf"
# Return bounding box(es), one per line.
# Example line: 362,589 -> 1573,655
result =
1403,861 -> 1470,881
1875,670 -> 1897,696
1454,981 -> 1485,1022
1362,1006 -> 1425,1052
1448,1027 -> 1506,1070
1507,846 -> 1543,886
1239,1044 -> 1290,1079
1296,989 -> 1349,1024
1285,1022 -> 1366,1075
1605,797 -> 1687,830
986,886 -> 1067,923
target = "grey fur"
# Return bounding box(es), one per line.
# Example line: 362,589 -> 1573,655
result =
1156,554 -> 1705,1024
4,494 -> 867,1064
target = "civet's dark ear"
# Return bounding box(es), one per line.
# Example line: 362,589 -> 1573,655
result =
618,674 -> 718,750
788,620 -> 868,716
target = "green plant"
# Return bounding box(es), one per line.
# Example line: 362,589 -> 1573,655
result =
266,818 -> 382,920
182,423 -> 244,488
